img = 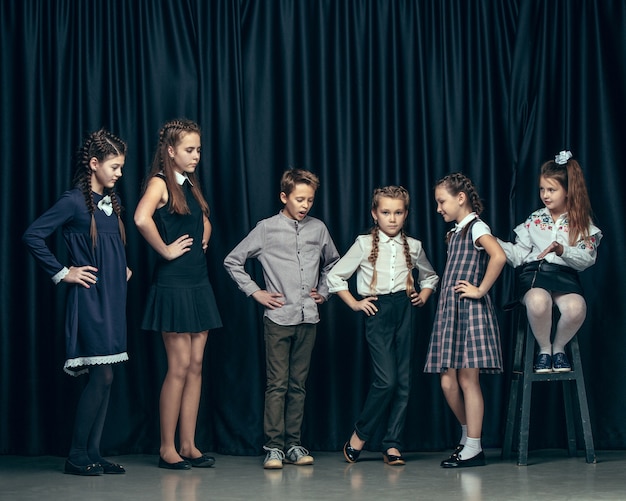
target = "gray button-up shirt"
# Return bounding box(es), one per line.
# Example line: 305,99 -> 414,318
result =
224,211 -> 340,326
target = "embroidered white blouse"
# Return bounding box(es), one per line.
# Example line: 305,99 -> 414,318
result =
497,207 -> 602,271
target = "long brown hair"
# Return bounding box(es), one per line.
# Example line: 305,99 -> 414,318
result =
144,119 -> 210,217
73,128 -> 127,247
368,186 -> 414,295
540,157 -> 593,246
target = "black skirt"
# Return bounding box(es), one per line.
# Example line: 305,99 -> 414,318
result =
516,260 -> 583,299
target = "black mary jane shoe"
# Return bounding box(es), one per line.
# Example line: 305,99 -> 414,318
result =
343,441 -> 362,463
99,460 -> 126,474
440,450 -> 486,468
440,444 -> 464,466
382,451 -> 406,466
181,453 -> 215,468
158,456 -> 191,470
64,459 -> 104,476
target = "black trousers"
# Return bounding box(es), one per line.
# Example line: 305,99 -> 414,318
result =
354,291 -> 413,451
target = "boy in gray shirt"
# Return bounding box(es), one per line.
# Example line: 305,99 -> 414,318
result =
224,168 -> 339,469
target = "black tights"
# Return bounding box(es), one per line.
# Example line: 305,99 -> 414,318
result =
68,364 -> 114,466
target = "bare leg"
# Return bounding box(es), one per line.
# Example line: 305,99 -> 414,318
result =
457,368 -> 483,440
178,331 -> 209,459
523,288 -> 554,354
457,368 -> 483,460
441,369 -> 467,426
159,332 -> 192,463
552,293 -> 586,353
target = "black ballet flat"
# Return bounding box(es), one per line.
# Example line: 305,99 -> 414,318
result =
343,441 -> 362,463
180,453 -> 215,468
382,451 -> 406,466
99,460 -> 126,474
64,459 -> 103,476
158,456 -> 191,470
441,450 -> 486,468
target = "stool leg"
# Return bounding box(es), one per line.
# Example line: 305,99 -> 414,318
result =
570,338 -> 597,464
517,325 -> 536,466
502,377 -> 520,459
563,380 -> 577,456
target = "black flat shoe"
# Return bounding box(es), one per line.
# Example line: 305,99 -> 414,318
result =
181,453 -> 215,468
343,441 -> 361,463
64,459 -> 103,476
158,457 -> 191,470
99,461 -> 126,474
440,444 -> 464,466
441,450 -> 486,468
382,451 -> 406,466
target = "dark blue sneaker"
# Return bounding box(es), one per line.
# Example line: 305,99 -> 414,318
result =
552,352 -> 571,372
533,353 -> 552,373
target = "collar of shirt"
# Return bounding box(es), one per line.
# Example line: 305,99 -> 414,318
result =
454,212 -> 478,232
174,171 -> 193,186
537,206 -> 568,224
378,230 -> 404,245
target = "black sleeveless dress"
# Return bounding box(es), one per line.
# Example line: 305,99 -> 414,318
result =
141,176 -> 222,333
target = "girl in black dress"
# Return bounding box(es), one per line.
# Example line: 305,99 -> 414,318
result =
135,119 -> 222,469
23,129 -> 131,476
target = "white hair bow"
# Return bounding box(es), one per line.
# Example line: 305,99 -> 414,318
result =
555,150 -> 573,165
97,195 -> 113,216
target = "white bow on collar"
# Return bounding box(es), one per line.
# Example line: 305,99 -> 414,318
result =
97,195 -> 113,216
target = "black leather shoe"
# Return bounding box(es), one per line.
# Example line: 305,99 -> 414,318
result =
99,460 -> 126,474
158,457 -> 191,470
441,450 -> 486,468
64,459 -> 103,476
181,453 -> 215,467
440,444 -> 464,466
382,451 -> 406,465
343,441 -> 361,463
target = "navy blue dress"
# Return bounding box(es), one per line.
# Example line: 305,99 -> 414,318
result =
23,188 -> 128,375
141,177 -> 222,333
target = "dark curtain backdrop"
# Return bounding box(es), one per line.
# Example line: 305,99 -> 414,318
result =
2,0 -> 624,457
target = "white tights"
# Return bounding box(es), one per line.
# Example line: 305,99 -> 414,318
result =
522,289 -> 586,354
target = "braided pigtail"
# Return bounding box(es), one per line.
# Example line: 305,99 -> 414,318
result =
368,224 -> 380,293
369,185 -> 412,294
401,229 -> 415,295
435,173 -> 484,243
74,129 -> 127,247
109,190 -> 127,245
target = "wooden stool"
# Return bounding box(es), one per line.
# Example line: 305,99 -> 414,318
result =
502,306 -> 596,465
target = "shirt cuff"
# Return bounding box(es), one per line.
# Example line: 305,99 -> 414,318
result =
52,267 -> 69,285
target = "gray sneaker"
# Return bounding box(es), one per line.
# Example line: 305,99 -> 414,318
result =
284,445 -> 314,465
263,446 -> 285,469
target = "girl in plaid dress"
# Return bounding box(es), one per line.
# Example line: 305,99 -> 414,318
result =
425,173 -> 506,468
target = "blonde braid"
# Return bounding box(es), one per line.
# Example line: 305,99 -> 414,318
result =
401,229 -> 415,295
368,224 -> 380,293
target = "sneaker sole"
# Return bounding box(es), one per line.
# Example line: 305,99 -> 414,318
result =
552,367 -> 572,373
263,462 -> 283,469
534,368 -> 553,373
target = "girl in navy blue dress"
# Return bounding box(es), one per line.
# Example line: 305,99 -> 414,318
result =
135,119 -> 222,469
425,173 -> 506,468
23,129 -> 131,476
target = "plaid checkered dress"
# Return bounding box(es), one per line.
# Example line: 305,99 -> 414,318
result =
424,220 -> 502,374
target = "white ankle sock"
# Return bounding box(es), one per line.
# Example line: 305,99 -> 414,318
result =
458,437 -> 481,460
